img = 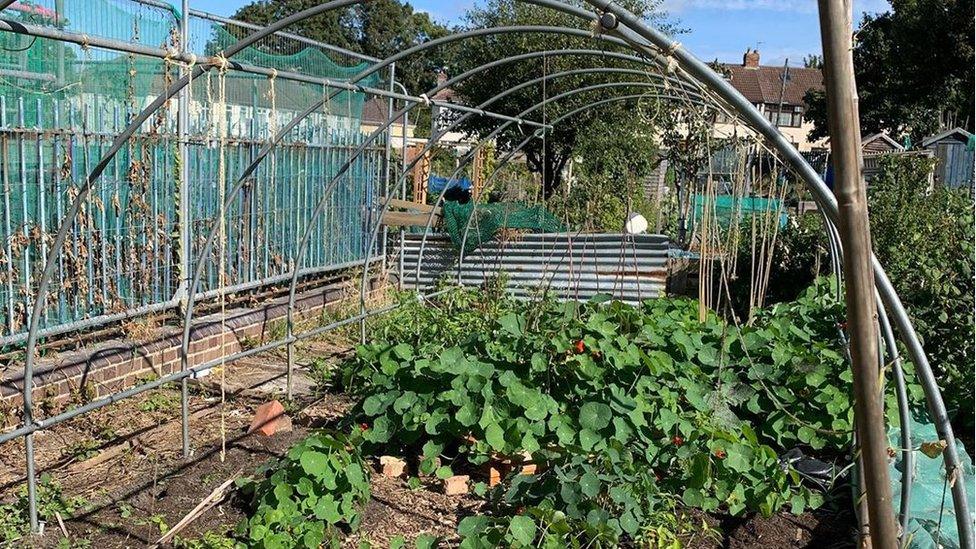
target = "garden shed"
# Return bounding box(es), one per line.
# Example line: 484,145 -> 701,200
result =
921,127 -> 975,190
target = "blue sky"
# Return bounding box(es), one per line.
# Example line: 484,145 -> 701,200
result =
192,0 -> 891,67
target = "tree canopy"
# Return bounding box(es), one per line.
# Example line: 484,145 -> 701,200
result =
804,0 -> 974,142
449,0 -> 673,199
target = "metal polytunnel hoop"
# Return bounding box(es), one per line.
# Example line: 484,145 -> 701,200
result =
0,0 -> 965,544
578,0 -> 972,545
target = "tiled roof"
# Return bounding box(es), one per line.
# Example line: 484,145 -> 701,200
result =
722,64 -> 824,106
361,87 -> 458,125
361,97 -> 390,124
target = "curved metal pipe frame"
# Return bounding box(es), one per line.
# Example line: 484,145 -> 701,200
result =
14,0 -> 366,530
411,89 -> 707,287
165,28 -> 712,491
175,25 -> 649,453
5,2 -> 703,536
352,80 -> 703,337
581,0 -> 971,544
6,0 -> 960,542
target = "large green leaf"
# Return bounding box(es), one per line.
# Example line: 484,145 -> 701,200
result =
508,515 -> 536,546
578,402 -> 612,431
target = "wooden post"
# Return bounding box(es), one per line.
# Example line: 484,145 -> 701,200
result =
407,144 -> 430,204
472,147 -> 485,200
816,2 -> 898,548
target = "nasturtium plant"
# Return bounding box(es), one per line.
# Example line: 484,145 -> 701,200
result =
342,280 -> 918,544
238,432 -> 370,549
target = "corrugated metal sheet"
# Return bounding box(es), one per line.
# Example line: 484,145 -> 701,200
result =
399,232 -> 670,303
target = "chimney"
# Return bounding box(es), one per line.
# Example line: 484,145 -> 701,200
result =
743,49 -> 760,69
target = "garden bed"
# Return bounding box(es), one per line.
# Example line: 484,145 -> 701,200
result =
1,283 -> 926,547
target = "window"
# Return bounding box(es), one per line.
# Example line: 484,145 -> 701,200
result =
763,104 -> 803,127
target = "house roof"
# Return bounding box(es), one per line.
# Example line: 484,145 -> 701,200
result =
721,64 -> 824,106
921,127 -> 974,147
361,97 -> 390,125
862,132 -> 904,153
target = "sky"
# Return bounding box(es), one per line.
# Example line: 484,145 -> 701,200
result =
191,0 -> 892,67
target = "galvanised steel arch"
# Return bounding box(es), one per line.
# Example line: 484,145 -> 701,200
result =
6,4 -> 710,529
179,31 -> 709,449
578,1 -> 971,544
0,0 -> 968,544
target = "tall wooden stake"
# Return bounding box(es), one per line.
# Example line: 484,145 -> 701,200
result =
817,1 -> 899,547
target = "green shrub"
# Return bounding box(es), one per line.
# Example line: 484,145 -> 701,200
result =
868,155 -> 975,426
727,153 -> 972,430
238,432 -> 370,549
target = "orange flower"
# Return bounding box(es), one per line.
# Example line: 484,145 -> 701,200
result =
672,436 -> 684,446
574,340 -> 585,354
714,449 -> 727,459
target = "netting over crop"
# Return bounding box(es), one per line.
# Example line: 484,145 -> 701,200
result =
442,200 -> 565,253
0,0 -> 384,338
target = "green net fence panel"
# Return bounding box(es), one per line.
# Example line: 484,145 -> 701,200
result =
0,0 -> 384,339
888,417 -> 975,549
442,200 -> 565,254
689,193 -> 788,232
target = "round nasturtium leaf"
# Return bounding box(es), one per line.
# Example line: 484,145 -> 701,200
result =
508,515 -> 537,546
579,402 -> 612,431
299,451 -> 329,477
579,471 -> 601,498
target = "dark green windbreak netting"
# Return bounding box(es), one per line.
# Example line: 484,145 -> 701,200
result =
887,417 -> 975,549
0,0 -> 378,120
442,201 -> 564,253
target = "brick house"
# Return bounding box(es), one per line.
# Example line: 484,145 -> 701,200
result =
712,49 -> 827,152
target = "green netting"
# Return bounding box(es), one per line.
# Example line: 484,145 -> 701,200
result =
690,193 -> 788,231
442,200 -> 565,254
0,1 -> 385,338
888,417 -> 975,548
0,0 -> 378,119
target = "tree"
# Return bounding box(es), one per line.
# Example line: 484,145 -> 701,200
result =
232,0 -> 454,94
804,0 -> 974,142
550,106 -> 662,230
801,54 -> 823,69
450,0 -> 672,199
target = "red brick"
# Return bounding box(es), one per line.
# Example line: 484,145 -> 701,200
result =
247,400 -> 289,437
443,475 -> 469,496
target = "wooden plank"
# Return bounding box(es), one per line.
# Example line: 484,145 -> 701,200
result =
378,197 -> 442,215
380,211 -> 442,226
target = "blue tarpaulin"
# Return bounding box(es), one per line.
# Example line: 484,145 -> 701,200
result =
429,175 -> 472,194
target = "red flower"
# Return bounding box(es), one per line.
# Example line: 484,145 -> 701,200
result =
359,423 -> 369,431
714,449 -> 727,459
672,436 -> 684,446
574,340 -> 585,354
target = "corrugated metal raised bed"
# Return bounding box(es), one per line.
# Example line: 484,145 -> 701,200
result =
398,232 -> 670,303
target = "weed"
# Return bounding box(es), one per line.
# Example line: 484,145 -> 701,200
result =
139,390 -> 179,413
62,439 -> 101,461
173,530 -> 239,549
0,474 -> 87,543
